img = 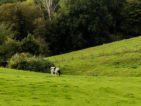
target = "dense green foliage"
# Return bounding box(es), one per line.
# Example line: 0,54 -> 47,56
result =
0,68 -> 141,106
123,0 -> 141,36
0,0 -> 141,66
49,36 -> 141,76
8,53 -> 54,72
45,0 -> 141,54
0,24 -> 18,65
1,1 -> 141,105
0,0 -> 17,4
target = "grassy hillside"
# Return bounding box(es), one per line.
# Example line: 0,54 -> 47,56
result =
0,68 -> 141,106
48,36 -> 141,76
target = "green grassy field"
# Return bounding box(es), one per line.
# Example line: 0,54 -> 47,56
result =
1,36 -> 141,106
0,68 -> 141,106
48,36 -> 141,76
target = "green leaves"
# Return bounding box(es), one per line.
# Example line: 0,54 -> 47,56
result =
20,34 -> 40,55
0,23 -> 13,45
0,0 -> 17,4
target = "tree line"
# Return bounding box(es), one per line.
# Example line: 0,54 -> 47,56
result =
0,0 -> 141,64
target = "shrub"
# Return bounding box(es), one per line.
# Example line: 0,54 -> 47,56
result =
8,53 -> 54,73
0,39 -> 20,67
0,45 -> 7,66
8,53 -> 31,68
4,38 -> 21,58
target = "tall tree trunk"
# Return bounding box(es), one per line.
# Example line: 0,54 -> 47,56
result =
35,0 -> 58,20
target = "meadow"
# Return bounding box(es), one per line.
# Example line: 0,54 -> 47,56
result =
0,68 -> 141,106
48,36 -> 141,76
0,0 -> 141,105
1,37 -> 141,106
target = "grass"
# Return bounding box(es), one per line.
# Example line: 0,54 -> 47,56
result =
48,36 -> 141,76
1,36 -> 141,105
0,68 -> 141,106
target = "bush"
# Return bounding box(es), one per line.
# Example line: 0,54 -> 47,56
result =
4,38 -> 21,58
0,39 -> 20,67
8,53 -> 31,68
0,45 -> 7,66
8,53 -> 54,73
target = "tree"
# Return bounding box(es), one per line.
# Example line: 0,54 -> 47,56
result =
0,0 -> 17,4
122,0 -> 141,37
0,24 -> 13,45
103,0 -> 127,34
48,0 -> 113,54
14,5 -> 28,40
20,34 -> 40,55
0,24 -> 19,66
34,0 -> 59,20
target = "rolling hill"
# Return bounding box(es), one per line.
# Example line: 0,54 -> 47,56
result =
48,36 -> 141,76
1,36 -> 141,106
